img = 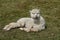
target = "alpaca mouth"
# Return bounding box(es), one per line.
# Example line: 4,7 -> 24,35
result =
35,17 -> 38,19
33,17 -> 39,19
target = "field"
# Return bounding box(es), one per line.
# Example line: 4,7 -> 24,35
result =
0,0 -> 60,40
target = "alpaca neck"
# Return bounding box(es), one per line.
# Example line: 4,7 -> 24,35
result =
33,17 -> 40,24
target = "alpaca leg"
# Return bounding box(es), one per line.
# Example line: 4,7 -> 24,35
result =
3,24 -> 13,31
5,26 -> 12,31
3,22 -> 20,31
3,25 -> 10,30
31,28 -> 38,32
19,28 -> 30,32
23,28 -> 30,32
19,28 -> 24,30
30,25 -> 39,32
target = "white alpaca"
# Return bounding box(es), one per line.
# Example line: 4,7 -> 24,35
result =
3,9 -> 45,32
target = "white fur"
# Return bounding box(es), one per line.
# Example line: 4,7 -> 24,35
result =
3,9 -> 45,32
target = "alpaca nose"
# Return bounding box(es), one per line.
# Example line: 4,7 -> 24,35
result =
35,15 -> 38,18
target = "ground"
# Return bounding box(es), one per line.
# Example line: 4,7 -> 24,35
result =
0,0 -> 60,40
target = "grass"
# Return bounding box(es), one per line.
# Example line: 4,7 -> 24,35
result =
0,0 -> 60,40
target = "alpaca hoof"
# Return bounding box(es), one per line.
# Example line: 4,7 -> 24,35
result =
19,28 -> 24,30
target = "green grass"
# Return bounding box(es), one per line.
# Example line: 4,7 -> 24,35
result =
0,0 -> 60,40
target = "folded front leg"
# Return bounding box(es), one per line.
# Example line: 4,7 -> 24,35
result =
30,27 -> 39,32
19,28 -> 30,32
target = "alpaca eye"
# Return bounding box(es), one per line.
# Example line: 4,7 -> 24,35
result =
37,13 -> 39,14
32,13 -> 35,14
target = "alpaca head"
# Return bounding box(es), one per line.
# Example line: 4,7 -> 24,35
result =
30,9 -> 40,19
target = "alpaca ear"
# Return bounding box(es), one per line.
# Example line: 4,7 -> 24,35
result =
37,9 -> 40,11
38,9 -> 40,12
38,9 -> 40,11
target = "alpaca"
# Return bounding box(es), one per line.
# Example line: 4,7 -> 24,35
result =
3,9 -> 45,32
